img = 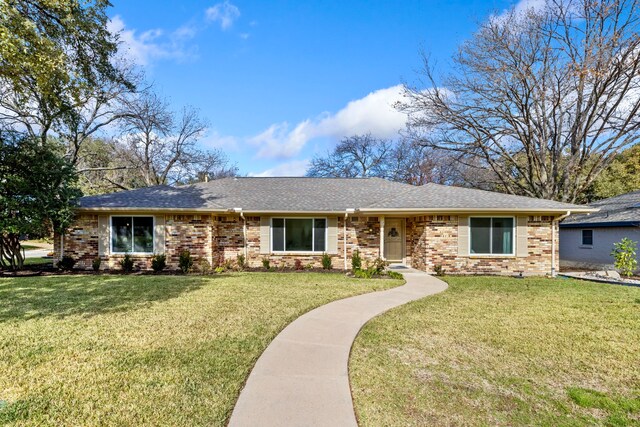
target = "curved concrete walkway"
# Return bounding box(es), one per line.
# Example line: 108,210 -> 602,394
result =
229,268 -> 448,427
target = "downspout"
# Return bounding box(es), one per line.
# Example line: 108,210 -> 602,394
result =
551,210 -> 571,277
344,209 -> 356,270
380,215 -> 385,260
239,211 -> 247,261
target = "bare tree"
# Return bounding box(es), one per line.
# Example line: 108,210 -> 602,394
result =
307,134 -> 392,178
117,90 -> 236,188
400,0 -> 640,202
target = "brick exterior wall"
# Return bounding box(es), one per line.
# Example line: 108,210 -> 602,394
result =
55,212 -> 557,275
53,214 -> 99,270
406,215 -> 556,275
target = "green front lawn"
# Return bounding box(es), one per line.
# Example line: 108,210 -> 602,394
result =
0,273 -> 401,426
350,276 -> 640,426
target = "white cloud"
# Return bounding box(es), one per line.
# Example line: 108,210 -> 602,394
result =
249,159 -> 311,177
491,0 -> 547,23
107,15 -> 197,66
200,129 -> 240,151
206,1 -> 241,30
248,85 -> 408,159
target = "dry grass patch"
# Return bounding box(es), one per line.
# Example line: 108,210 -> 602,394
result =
350,276 -> 640,426
0,273 -> 401,426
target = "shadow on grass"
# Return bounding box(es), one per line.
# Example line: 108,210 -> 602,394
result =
0,275 -> 208,321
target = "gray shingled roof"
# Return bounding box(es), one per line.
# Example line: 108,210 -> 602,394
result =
561,190 -> 640,227
78,177 -> 591,213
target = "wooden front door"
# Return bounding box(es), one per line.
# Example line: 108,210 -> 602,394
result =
384,219 -> 404,262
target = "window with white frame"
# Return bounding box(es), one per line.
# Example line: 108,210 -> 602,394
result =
469,217 -> 514,255
271,218 -> 326,252
581,229 -> 593,246
111,216 -> 154,253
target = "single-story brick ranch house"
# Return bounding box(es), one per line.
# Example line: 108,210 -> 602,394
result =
54,177 -> 595,275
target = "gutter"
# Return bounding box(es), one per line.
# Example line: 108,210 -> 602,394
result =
551,210 -> 572,277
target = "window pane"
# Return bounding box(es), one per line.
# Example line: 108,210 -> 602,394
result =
272,218 -> 284,251
314,218 -> 326,252
582,230 -> 593,245
133,217 -> 154,253
492,218 -> 513,254
470,218 -> 491,254
112,217 -> 132,253
286,219 -> 313,251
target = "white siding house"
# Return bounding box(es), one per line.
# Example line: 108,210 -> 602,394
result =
560,190 -> 640,272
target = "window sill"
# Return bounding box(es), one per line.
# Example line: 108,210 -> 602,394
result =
579,245 -> 593,249
270,252 -> 325,255
110,253 -> 154,256
467,254 -> 516,258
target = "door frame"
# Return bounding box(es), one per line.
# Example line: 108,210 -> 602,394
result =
383,217 -> 406,263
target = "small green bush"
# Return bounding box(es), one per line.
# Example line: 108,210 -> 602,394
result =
433,265 -> 446,276
57,255 -> 76,271
321,253 -> 332,270
120,254 -> 134,273
354,268 -> 374,279
237,253 -> 246,270
91,257 -> 101,272
179,250 -> 194,274
611,238 -> 638,277
214,266 -> 225,274
151,254 -> 166,273
197,258 -> 212,275
371,258 -> 386,275
351,249 -> 362,271
262,258 -> 270,270
387,270 -> 403,280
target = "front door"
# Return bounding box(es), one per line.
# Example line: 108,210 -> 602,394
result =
384,218 -> 404,262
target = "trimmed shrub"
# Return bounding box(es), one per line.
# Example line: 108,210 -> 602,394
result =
294,259 -> 303,270
262,258 -> 270,270
434,265 -> 446,276
321,253 -> 332,270
151,254 -> 166,273
351,249 -> 362,271
179,250 -> 194,274
57,255 -> 76,271
120,254 -> 134,273
92,257 -> 101,272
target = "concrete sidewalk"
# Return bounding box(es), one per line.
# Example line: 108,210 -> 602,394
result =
229,268 -> 448,427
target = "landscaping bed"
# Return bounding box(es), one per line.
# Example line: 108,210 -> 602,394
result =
350,276 -> 640,426
0,273 -> 402,426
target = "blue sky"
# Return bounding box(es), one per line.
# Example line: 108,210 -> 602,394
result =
108,0 -> 523,176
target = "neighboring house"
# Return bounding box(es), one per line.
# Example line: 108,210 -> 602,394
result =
54,177 -> 593,275
560,190 -> 640,271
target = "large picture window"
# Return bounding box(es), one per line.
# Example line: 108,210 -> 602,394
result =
271,218 -> 326,252
470,217 -> 514,255
111,216 -> 154,253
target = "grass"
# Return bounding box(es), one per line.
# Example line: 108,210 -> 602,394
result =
350,276 -> 640,426
22,257 -> 53,266
0,273 -> 401,426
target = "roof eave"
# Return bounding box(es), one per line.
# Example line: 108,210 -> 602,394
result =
358,207 -> 597,214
